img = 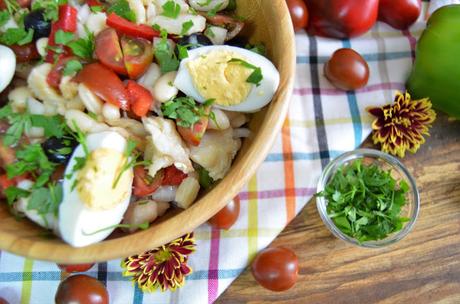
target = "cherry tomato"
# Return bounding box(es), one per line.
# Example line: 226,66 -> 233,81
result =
126,80 -> 153,117
378,0 -> 421,30
208,199 -> 240,230
57,263 -> 95,273
9,43 -> 40,63
121,35 -> 153,79
106,13 -> 160,40
324,48 -> 369,91
76,63 -> 130,110
177,116 -> 209,146
162,165 -> 187,186
286,0 -> 308,32
55,274 -> 109,304
133,166 -> 164,197
46,56 -> 76,89
251,247 -> 298,292
95,28 -> 127,75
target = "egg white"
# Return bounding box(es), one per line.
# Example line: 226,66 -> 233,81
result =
59,131 -> 133,247
174,45 -> 280,112
0,45 -> 16,93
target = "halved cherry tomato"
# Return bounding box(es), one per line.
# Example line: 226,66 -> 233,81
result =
208,198 -> 240,230
95,28 -> 127,75
133,166 -> 164,197
46,56 -> 76,89
57,263 -> 95,273
177,116 -> 209,146
10,43 -> 40,63
161,166 -> 187,186
121,35 -> 153,79
76,63 -> 130,110
106,13 -> 160,40
46,5 -> 77,63
126,81 -> 153,117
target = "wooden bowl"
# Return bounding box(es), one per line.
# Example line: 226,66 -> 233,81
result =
0,0 -> 296,263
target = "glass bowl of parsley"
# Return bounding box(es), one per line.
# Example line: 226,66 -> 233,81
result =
316,148 -> 420,248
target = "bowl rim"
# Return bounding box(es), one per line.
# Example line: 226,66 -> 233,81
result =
316,148 -> 420,248
0,0 -> 297,263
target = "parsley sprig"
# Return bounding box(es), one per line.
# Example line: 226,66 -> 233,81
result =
161,0 -> 181,19
112,139 -> 151,188
154,29 -> 180,73
0,28 -> 34,46
53,29 -> 95,60
32,0 -> 68,22
161,97 -> 215,128
107,0 -> 136,22
317,159 -> 411,242
228,58 -> 263,86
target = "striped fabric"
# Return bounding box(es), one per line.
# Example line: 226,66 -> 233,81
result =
0,2 -> 438,303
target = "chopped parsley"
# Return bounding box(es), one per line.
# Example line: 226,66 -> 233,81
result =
316,159 -> 411,242
204,27 -> 215,38
197,0 -> 212,6
207,3 -> 223,17
2,0 -> 21,16
161,97 -> 215,128
32,0 -> 68,22
107,0 -> 136,22
89,5 -> 103,13
154,29 -> 180,73
4,186 -> 30,206
63,59 -> 83,76
0,11 -> 10,27
53,29 -> 95,60
228,58 -> 263,86
176,44 -> 189,60
0,28 -> 34,46
180,20 -> 194,36
161,0 -> 181,19
226,0 -> 237,11
28,182 -> 63,217
113,139 -> 151,188
246,43 -> 266,56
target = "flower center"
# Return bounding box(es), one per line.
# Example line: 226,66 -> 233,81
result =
154,249 -> 172,263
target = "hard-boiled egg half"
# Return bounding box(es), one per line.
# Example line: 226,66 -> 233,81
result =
0,45 -> 16,93
59,131 -> 133,247
174,45 -> 280,112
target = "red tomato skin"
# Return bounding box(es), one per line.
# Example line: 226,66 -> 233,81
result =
46,5 -> 77,63
126,81 -> 153,117
46,56 -> 76,89
76,63 -> 130,110
251,247 -> 299,292
208,198 -> 240,230
55,274 -> 109,304
176,110 -> 210,146
57,263 -> 95,273
378,0 -> 422,30
324,48 -> 369,91
95,28 -> 127,75
133,166 -> 163,197
121,35 -> 153,79
106,13 -> 160,40
161,166 -> 187,186
306,0 -> 379,38
286,0 -> 309,32
10,43 -> 40,63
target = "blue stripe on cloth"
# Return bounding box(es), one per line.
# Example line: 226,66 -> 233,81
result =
133,284 -> 144,304
296,51 -> 412,64
342,40 -> 362,147
188,268 -> 242,280
265,151 -> 345,162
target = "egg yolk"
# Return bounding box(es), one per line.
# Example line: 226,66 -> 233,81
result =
76,148 -> 133,210
186,50 -> 253,106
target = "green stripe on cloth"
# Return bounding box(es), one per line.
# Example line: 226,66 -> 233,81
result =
20,259 -> 34,304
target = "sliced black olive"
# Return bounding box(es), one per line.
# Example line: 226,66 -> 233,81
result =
174,33 -> 213,58
24,10 -> 51,40
42,136 -> 79,164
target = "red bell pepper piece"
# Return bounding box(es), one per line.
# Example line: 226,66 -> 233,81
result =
126,81 -> 153,117
106,13 -> 160,40
46,4 -> 78,63
305,0 -> 379,39
86,0 -> 104,9
161,166 -> 187,186
46,56 -> 75,89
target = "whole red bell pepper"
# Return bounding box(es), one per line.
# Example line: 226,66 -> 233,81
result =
46,4 -> 77,63
305,0 -> 379,39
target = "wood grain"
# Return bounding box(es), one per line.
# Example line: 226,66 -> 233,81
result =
217,113 -> 460,304
0,0 -> 296,263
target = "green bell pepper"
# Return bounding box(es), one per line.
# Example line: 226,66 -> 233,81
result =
406,4 -> 460,119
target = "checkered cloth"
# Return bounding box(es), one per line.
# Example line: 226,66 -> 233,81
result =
0,2 -> 440,303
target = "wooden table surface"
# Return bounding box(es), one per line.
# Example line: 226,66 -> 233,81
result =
218,113 -> 460,304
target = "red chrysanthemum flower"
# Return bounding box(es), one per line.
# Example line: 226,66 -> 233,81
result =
367,91 -> 436,158
121,233 -> 196,292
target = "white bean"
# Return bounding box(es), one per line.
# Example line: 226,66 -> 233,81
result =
27,97 -> 45,115
189,0 -> 228,11
36,38 -> 49,57
65,109 -> 109,133
175,176 -> 200,209
106,118 -> 148,137
128,0 -> 146,24
102,102 -> 121,121
146,2 -> 158,24
152,71 -> 178,103
122,200 -> 169,232
151,14 -> 206,35
85,12 -> 107,36
66,97 -> 86,111
8,86 -> 32,113
77,4 -> 91,24
59,76 -> 79,99
207,108 -> 230,130
137,63 -> 161,95
205,25 -> 228,45
151,186 -> 177,203
78,83 -> 104,114
225,111 -> 248,128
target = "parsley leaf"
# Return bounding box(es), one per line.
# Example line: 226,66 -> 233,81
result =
28,183 -> 63,217
63,59 -> 83,76
4,186 -> 30,206
207,3 -> 223,17
180,20 -> 194,36
228,58 -> 263,86
82,221 -> 150,235
161,97 -> 212,128
112,139 -> 150,188
3,0 -> 21,16
246,43 -> 266,56
154,30 -> 179,73
0,11 -> 10,27
31,0 -> 67,22
66,29 -> 95,60
54,30 -> 75,45
107,0 -> 136,22
0,28 -> 34,46
161,0 -> 181,19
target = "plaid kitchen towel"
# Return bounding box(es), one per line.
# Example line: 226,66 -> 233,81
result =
0,2 -> 439,303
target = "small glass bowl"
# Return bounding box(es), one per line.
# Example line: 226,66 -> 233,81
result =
316,149 -> 420,248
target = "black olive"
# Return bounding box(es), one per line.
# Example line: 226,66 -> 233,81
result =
42,136 -> 79,164
225,36 -> 249,48
174,33 -> 213,58
24,10 -> 51,40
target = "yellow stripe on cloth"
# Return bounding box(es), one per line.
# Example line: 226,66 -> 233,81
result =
20,259 -> 34,304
